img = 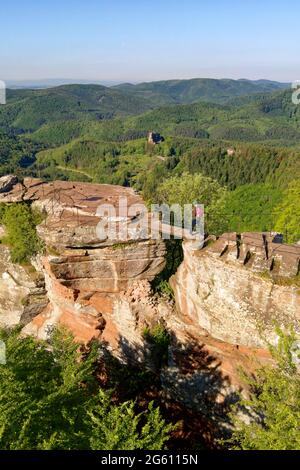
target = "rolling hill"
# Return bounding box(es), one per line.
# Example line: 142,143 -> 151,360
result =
114,78 -> 288,105
0,80 -> 299,243
0,84 -> 154,132
0,82 -> 297,150
17,88 -> 298,147
0,81 -> 293,144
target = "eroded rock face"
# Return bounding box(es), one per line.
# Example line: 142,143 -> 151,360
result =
54,277 -> 270,419
1,176 -> 300,420
171,234 -> 300,349
47,240 -> 166,293
0,175 -> 18,194
0,177 -> 166,341
0,244 -> 47,328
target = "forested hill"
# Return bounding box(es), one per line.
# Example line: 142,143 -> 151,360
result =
1,84 -> 298,147
120,88 -> 300,145
114,78 -> 288,105
27,87 -> 298,147
0,79 -> 289,135
0,84 -> 154,132
0,81 -> 299,243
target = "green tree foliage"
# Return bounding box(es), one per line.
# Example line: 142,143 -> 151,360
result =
1,84 -> 299,246
0,203 -> 44,263
143,324 -> 171,372
88,391 -> 173,450
115,78 -> 286,106
223,184 -> 283,233
273,180 -> 300,243
155,172 -> 228,234
2,85 -> 299,153
0,327 -> 96,450
0,133 -> 42,178
137,162 -> 170,202
228,328 -> 300,450
1,85 -> 152,132
180,143 -> 297,190
0,327 -> 174,450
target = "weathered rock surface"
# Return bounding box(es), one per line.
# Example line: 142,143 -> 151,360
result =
0,175 -> 18,194
0,244 -> 47,328
171,233 -> 300,349
0,177 -> 166,341
63,277 -> 271,417
1,175 -> 300,419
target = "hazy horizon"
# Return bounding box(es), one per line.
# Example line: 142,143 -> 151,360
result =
4,76 -> 290,90
2,0 -> 300,83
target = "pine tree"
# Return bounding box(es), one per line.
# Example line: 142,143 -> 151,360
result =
0,327 -> 174,450
228,327 -> 300,450
88,391 -> 174,450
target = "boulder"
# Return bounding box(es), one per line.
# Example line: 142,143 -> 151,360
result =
0,175 -> 18,193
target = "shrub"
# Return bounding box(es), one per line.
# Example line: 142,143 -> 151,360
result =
227,327 -> 300,450
0,203 -> 44,263
143,324 -> 171,371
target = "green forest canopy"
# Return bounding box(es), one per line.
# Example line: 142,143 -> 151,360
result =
0,83 -> 299,243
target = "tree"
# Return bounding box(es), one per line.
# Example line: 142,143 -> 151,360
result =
228,328 -> 300,450
0,203 -> 44,264
273,179 -> 300,243
0,327 -> 98,450
88,391 -> 173,450
0,327 -> 174,450
156,172 -> 228,235
223,184 -> 283,233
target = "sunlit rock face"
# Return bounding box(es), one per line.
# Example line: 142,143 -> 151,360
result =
0,177 -> 166,342
0,175 -> 18,194
0,244 -> 47,328
1,175 -> 300,419
170,233 -> 300,349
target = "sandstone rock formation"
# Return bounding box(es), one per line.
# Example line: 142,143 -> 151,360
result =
0,176 -> 166,343
171,233 -> 300,349
0,243 -> 47,328
0,175 -> 18,194
1,175 -> 300,419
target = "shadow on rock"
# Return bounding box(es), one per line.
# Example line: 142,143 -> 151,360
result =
94,329 -> 241,449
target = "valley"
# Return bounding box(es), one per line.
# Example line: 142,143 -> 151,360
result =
0,78 -> 300,451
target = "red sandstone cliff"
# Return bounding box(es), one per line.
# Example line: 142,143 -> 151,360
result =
1,176 -> 300,416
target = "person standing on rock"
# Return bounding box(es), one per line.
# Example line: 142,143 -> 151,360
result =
191,201 -> 204,249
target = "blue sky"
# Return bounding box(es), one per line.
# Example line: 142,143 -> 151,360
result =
1,0 -> 299,82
